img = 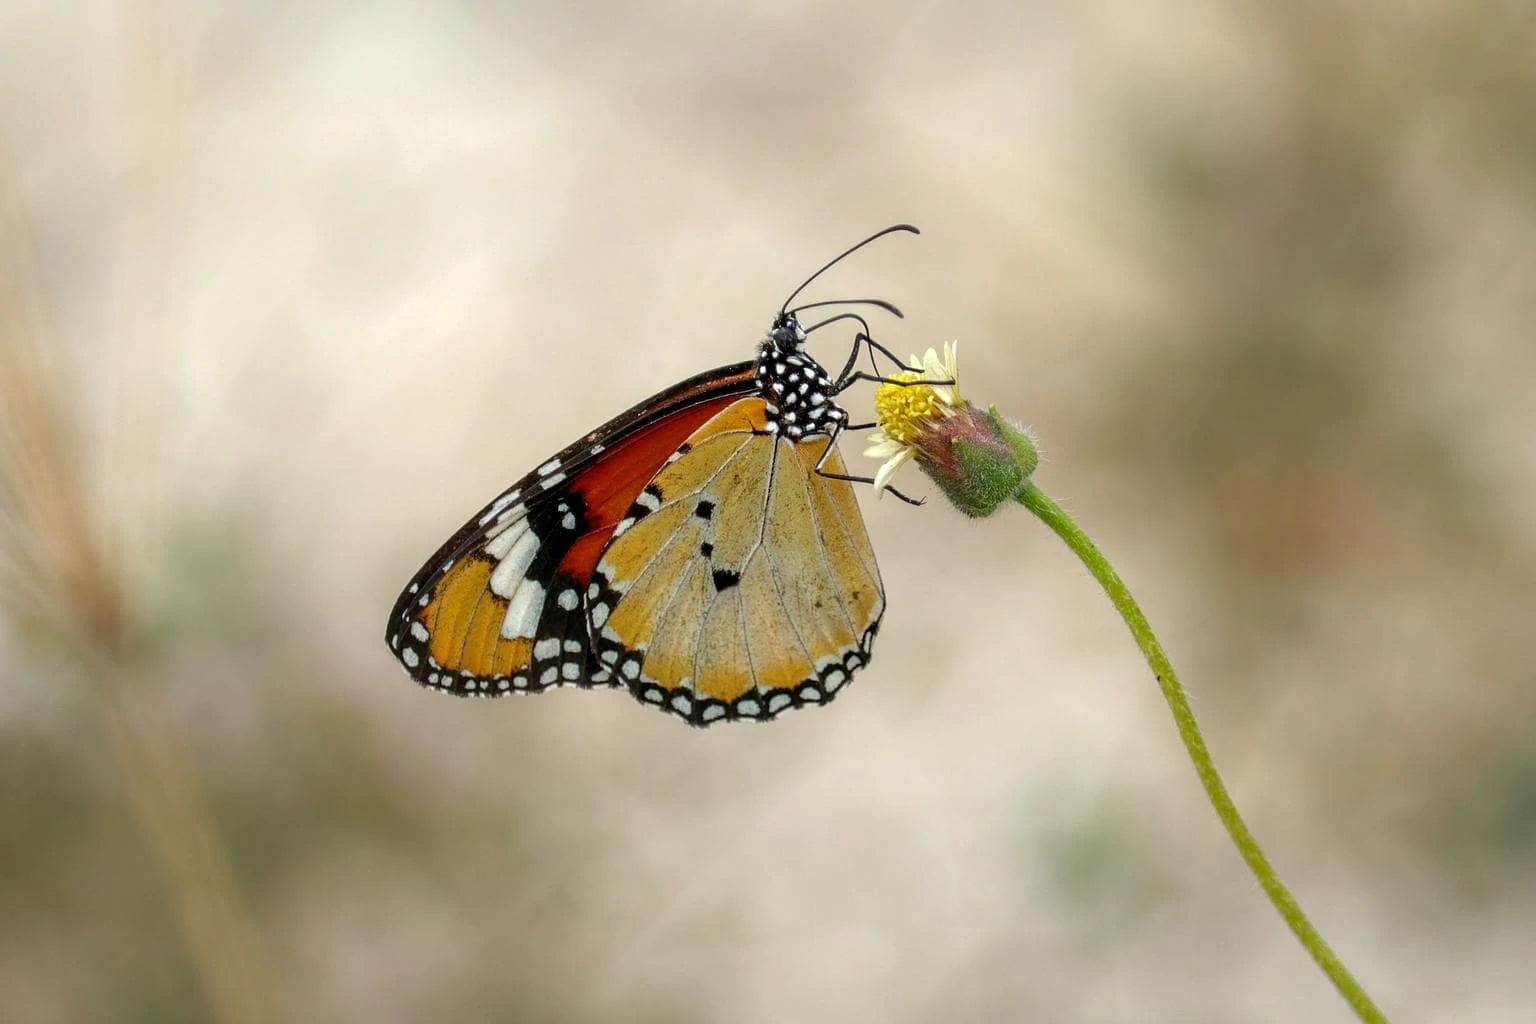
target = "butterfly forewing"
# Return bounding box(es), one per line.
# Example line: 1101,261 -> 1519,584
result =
386,363 -> 756,696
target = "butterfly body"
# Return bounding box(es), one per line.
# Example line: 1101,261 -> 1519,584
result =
386,314 -> 885,726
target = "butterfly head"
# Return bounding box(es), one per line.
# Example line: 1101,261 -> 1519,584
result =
767,312 -> 808,354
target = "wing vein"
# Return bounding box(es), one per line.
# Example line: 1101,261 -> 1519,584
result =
749,439 -> 814,691
608,432 -> 752,589
687,435 -> 768,694
817,437 -> 882,586
792,443 -> 860,641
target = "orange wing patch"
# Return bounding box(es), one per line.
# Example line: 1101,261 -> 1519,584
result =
590,397 -> 884,725
793,442 -> 882,637
692,586 -> 754,702
392,553 -> 535,693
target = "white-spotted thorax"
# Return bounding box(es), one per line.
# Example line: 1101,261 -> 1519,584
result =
755,312 -> 847,441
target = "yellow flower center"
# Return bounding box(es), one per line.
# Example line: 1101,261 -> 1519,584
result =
873,373 -> 949,445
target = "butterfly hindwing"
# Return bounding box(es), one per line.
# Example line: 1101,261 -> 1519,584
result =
589,396 -> 884,725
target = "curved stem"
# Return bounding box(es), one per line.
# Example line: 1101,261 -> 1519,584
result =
1016,481 -> 1388,1024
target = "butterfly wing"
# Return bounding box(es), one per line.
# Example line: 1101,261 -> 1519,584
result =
588,397 -> 884,725
386,363 -> 756,696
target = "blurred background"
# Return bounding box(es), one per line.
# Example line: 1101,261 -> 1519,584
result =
2,1 -> 1533,1021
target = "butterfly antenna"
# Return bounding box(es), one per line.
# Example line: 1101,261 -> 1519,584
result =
786,297 -> 905,320
778,224 -> 920,315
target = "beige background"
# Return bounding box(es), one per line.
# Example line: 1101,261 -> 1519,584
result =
2,2 -> 1534,1021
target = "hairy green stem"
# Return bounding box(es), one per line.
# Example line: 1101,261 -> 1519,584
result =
1016,481 -> 1387,1024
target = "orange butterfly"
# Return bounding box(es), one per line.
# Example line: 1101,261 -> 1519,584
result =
386,227 -> 922,725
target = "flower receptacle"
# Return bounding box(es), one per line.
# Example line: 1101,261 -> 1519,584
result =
932,405 -> 1039,518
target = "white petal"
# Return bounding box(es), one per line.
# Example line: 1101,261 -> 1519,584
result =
872,449 -> 915,493
864,438 -> 905,459
921,347 -> 946,378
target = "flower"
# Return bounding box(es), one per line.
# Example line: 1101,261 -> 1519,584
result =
864,341 -> 963,493
864,341 -> 1038,518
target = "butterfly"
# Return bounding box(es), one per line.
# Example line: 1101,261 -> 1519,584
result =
385,226 -> 923,726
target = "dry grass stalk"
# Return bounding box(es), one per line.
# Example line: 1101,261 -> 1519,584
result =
0,167 -> 278,1024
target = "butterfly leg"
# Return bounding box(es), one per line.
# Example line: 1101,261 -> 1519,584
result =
831,332 -> 920,386
833,333 -> 865,389
830,332 -> 955,395
812,422 -> 925,507
831,371 -> 955,396
860,334 -> 921,375
805,311 -> 910,381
